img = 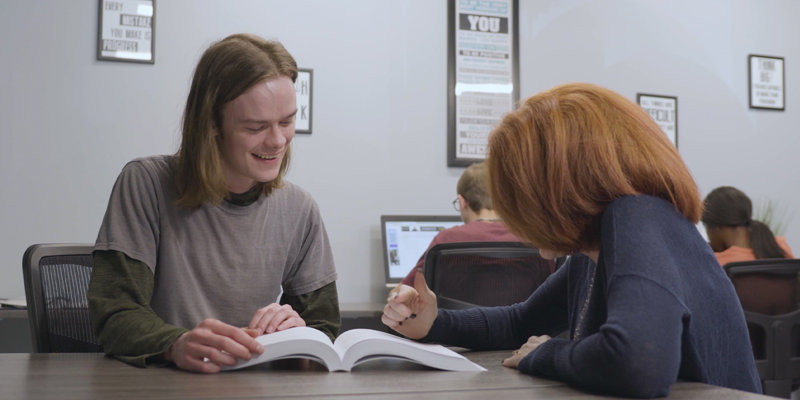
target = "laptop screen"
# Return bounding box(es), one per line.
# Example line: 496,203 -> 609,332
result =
380,215 -> 463,285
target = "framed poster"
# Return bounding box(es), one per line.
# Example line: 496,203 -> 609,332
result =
637,93 -> 678,148
748,54 -> 785,110
97,0 -> 155,63
295,68 -> 313,134
447,0 -> 519,167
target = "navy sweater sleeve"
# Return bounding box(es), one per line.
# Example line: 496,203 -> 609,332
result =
520,275 -> 684,398
423,196 -> 760,398
424,263 -> 569,350
521,197 -> 692,398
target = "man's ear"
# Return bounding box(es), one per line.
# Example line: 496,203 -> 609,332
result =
458,194 -> 470,212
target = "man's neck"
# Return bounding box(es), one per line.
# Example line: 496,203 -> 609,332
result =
465,209 -> 500,223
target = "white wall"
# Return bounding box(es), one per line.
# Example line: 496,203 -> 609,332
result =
518,1 -> 800,244
1,0 -> 798,304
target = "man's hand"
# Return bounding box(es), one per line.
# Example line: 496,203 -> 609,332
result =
247,303 -> 305,335
166,319 -> 264,373
502,335 -> 551,369
381,270 -> 438,339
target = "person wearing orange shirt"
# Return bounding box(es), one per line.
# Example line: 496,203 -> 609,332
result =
701,186 -> 794,266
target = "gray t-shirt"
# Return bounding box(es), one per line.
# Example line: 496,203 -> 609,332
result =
95,155 -> 337,329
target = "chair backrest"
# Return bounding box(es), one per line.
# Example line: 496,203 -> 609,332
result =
423,242 -> 554,309
723,259 -> 800,398
22,243 -> 102,353
724,259 -> 799,316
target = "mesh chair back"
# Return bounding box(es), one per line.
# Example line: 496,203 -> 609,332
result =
423,242 -> 554,309
23,244 -> 102,353
726,261 -> 798,316
724,259 -> 800,398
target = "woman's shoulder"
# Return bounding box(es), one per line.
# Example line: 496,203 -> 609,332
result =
601,195 -> 709,266
716,246 -> 755,267
606,194 -> 672,213
603,195 -> 685,229
775,236 -> 794,258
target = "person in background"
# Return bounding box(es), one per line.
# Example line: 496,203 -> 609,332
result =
382,83 -> 761,397
399,161 -> 525,286
701,185 -> 794,266
88,33 -> 340,373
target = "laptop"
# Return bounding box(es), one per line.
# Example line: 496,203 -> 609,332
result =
380,215 -> 463,287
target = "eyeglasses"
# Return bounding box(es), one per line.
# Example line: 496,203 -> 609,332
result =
452,198 -> 460,211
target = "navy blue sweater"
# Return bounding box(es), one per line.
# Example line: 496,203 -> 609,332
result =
425,195 -> 761,398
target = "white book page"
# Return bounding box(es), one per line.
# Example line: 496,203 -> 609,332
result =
334,329 -> 485,371
222,326 -> 342,371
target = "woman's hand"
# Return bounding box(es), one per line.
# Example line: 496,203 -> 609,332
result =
381,270 -> 438,339
502,335 -> 551,368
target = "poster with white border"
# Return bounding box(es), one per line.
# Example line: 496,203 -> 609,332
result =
448,0 -> 519,166
295,69 -> 313,134
97,0 -> 155,63
749,54 -> 785,110
637,93 -> 678,148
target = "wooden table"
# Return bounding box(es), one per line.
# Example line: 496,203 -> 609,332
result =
0,304 -> 389,353
0,351 -> 772,399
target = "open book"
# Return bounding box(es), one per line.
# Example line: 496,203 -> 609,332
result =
221,327 -> 486,372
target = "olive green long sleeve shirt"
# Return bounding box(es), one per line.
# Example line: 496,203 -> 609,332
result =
88,250 -> 340,367
88,187 -> 340,367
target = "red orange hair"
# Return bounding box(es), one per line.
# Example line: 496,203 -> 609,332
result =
488,83 -> 701,252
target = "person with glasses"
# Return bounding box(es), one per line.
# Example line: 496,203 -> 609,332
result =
399,161 -> 529,286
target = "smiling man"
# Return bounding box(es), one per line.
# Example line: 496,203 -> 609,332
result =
88,34 -> 340,373
216,75 -> 297,194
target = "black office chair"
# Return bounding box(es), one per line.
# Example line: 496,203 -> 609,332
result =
724,259 -> 800,398
22,243 -> 102,353
422,242 -> 554,310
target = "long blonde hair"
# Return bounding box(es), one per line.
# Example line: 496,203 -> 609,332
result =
174,34 -> 298,208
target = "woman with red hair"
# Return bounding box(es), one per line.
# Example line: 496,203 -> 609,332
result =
383,83 -> 760,397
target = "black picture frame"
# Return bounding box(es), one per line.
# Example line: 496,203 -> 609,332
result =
637,93 -> 678,149
748,54 -> 785,111
447,0 -> 520,167
97,0 -> 155,64
294,68 -> 313,134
